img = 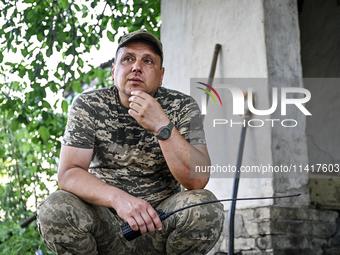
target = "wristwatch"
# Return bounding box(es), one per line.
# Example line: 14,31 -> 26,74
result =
156,121 -> 174,140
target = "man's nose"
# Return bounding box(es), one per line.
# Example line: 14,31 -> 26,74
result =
132,60 -> 142,73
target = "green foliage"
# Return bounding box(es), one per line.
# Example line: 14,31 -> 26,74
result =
0,220 -> 54,255
0,0 -> 160,253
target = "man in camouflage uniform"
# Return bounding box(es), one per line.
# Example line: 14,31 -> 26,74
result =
37,30 -> 224,255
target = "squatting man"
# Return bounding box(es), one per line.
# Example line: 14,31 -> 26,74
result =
37,30 -> 224,255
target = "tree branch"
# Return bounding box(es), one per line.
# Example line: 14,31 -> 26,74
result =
68,4 -> 76,57
48,0 -> 56,52
92,2 -> 108,35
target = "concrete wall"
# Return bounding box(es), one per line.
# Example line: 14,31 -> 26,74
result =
161,0 -> 273,209
262,0 -> 309,207
299,0 -> 340,78
299,0 -> 340,168
161,0 -> 268,93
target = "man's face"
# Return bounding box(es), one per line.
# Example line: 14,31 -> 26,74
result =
112,41 -> 165,105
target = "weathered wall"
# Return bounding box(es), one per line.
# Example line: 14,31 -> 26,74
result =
299,0 -> 340,167
211,207 -> 338,255
262,0 -> 310,207
161,0 -> 275,209
161,0 -> 269,93
161,0 -> 338,254
299,0 -> 340,78
161,0 -> 310,207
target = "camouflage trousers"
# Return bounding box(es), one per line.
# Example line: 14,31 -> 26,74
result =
37,189 -> 224,255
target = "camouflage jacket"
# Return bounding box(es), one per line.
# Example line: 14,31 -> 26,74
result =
63,86 -> 206,207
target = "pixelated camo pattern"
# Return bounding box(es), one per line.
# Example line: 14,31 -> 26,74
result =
37,189 -> 224,255
63,86 -> 206,207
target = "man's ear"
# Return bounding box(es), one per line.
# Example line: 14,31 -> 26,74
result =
111,63 -> 115,81
159,67 -> 165,86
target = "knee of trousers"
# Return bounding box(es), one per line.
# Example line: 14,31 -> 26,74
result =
166,189 -> 225,240
37,190 -> 95,243
183,189 -> 224,230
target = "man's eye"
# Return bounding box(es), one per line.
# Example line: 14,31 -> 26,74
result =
144,59 -> 152,64
125,57 -> 132,61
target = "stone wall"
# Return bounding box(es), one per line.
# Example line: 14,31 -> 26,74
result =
208,207 -> 338,255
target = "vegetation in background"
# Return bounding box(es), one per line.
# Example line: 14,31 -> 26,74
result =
0,0 -> 160,253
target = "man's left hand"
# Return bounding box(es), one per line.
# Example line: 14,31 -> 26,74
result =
128,90 -> 169,134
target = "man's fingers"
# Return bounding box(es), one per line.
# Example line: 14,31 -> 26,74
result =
140,212 -> 156,234
131,90 -> 149,99
128,95 -> 146,114
129,95 -> 145,105
129,102 -> 141,113
126,218 -> 139,232
148,207 -> 162,231
125,210 -> 162,235
116,194 -> 163,235
127,91 -> 168,135
134,215 -> 148,234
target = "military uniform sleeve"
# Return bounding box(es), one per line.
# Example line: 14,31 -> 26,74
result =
62,93 -> 96,149
176,96 -> 206,145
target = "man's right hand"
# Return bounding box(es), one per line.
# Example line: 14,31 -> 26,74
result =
113,192 -> 162,234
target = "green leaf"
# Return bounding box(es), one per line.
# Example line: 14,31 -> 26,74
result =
61,100 -> 68,113
78,58 -> 84,68
41,100 -> 51,109
22,142 -> 31,153
32,137 -> 40,144
10,118 -> 20,131
12,81 -> 20,89
50,82 -> 58,93
42,111 -> 49,121
134,17 -> 145,27
37,32 -> 45,42
74,3 -> 81,12
71,81 -> 82,93
21,48 -> 28,57
60,0 -> 68,9
0,148 -> 4,158
18,67 -> 26,78
88,34 -> 98,45
6,109 -> 14,120
107,30 -> 115,42
38,126 -> 50,142
18,114 -> 28,124
46,47 -> 53,57
54,71 -> 62,80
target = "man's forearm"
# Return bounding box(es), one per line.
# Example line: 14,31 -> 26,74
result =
158,127 -> 210,190
58,167 -> 125,209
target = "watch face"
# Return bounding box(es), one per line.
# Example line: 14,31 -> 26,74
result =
156,122 -> 173,140
161,128 -> 170,138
